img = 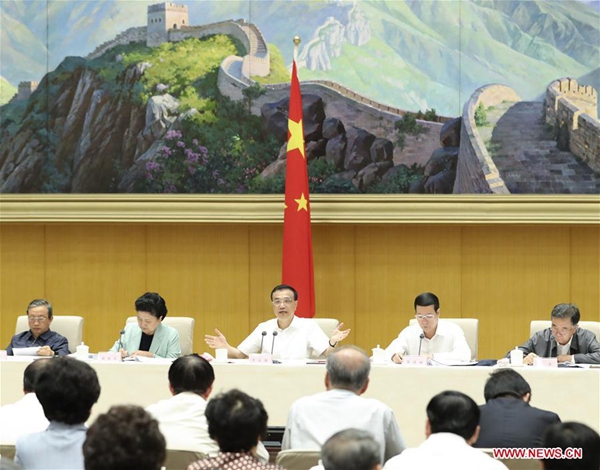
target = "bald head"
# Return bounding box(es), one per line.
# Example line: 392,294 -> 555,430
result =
326,346 -> 371,393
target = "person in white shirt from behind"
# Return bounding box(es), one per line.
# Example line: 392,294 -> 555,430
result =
282,346 -> 406,464
0,359 -> 50,445
310,429 -> 383,470
145,354 -> 270,463
383,391 -> 508,470
205,284 -> 350,360
385,292 -> 471,363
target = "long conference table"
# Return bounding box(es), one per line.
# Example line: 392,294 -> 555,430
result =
1,357 -> 599,448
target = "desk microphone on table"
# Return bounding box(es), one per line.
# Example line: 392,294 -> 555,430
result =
259,331 -> 267,352
271,331 -> 280,363
418,333 -> 425,355
118,329 -> 125,351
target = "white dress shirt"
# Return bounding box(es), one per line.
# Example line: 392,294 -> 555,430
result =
238,316 -> 330,360
384,320 -> 471,362
0,393 -> 49,445
282,388 -> 406,463
145,392 -> 270,463
383,433 -> 508,470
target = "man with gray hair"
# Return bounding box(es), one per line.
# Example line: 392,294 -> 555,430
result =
320,429 -> 382,470
282,346 -> 405,464
508,303 -> 600,364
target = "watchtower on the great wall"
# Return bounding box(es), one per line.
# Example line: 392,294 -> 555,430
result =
147,2 -> 189,47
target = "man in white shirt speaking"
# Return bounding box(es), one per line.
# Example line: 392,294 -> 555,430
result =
385,292 -> 471,363
282,345 -> 406,464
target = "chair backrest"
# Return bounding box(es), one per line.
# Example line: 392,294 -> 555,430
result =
479,449 -> 541,470
163,450 -> 207,470
0,444 -> 16,460
313,318 -> 339,338
275,449 -> 321,470
15,315 -> 84,353
126,316 -> 195,355
530,320 -> 600,342
409,317 -> 479,361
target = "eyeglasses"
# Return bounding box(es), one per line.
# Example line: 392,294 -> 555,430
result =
415,314 -> 436,320
28,316 -> 49,323
272,298 -> 294,306
551,325 -> 575,334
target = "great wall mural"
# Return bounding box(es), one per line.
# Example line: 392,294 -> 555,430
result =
1,0 -> 599,194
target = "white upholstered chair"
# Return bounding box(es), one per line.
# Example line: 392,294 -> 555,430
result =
313,317 -> 339,338
126,316 -> 195,355
275,449 -> 321,470
530,320 -> 600,342
409,317 -> 479,361
15,315 -> 84,354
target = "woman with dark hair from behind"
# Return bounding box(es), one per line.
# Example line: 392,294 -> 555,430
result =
187,389 -> 284,470
83,405 -> 166,470
541,422 -> 600,470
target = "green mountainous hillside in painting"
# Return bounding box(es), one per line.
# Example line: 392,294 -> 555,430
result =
1,0 -> 598,116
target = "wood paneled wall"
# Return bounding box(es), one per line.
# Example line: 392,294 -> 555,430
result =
1,224 -> 598,359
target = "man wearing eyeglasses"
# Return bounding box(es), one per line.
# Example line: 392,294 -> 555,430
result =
509,303 -> 600,365
6,299 -> 70,357
205,284 -> 350,360
384,292 -> 471,364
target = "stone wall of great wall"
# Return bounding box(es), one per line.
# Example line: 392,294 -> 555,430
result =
454,84 -> 521,194
88,27 -> 148,60
545,78 -> 600,174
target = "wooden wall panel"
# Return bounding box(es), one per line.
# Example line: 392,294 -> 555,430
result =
0,225 -> 46,346
461,227 -> 572,359
146,225 -> 251,352
0,224 -> 598,360
44,225 -> 147,353
354,226 -> 463,352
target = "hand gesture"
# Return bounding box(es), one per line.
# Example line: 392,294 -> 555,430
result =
330,322 -> 350,344
204,329 -> 229,349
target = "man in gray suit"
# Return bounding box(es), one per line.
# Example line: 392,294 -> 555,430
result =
509,303 -> 600,364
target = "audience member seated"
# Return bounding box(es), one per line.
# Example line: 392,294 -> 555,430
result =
205,284 -> 350,360
0,359 -> 51,445
83,405 -> 166,470
6,299 -> 70,356
187,389 -> 283,470
385,292 -> 471,363
15,357 -> 101,470
315,429 -> 382,470
145,354 -> 270,462
474,368 -> 560,448
541,422 -> 600,470
508,303 -> 600,364
383,391 -> 508,470
110,292 -> 181,359
282,345 -> 405,463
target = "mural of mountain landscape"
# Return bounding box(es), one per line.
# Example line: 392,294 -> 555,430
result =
1,0 -> 599,194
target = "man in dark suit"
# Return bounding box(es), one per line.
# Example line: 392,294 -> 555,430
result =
474,369 -> 560,449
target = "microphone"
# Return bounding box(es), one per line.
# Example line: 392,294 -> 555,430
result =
118,329 -> 125,351
259,331 -> 267,353
271,331 -> 278,355
548,335 -> 555,358
418,333 -> 425,355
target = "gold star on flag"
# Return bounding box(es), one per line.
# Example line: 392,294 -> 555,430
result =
295,193 -> 308,212
287,119 -> 305,159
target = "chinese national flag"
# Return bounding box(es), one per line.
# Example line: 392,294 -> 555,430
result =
282,61 -> 315,318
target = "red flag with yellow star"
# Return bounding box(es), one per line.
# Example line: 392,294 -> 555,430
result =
282,61 -> 315,318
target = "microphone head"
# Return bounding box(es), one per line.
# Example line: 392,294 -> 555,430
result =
120,329 -> 126,334
419,333 -> 425,339
272,331 -> 278,337
261,331 -> 267,336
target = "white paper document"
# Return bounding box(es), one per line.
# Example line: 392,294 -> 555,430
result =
12,347 -> 41,356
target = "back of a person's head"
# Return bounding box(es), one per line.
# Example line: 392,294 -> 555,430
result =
427,391 -> 479,441
36,357 -> 101,424
205,389 -> 267,453
326,346 -> 370,392
542,422 -> 600,470
23,358 -> 52,393
83,405 -> 166,470
483,368 -> 531,402
168,354 -> 214,395
321,429 -> 381,470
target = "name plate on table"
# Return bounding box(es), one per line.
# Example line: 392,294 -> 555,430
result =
98,352 -> 122,362
249,353 -> 273,364
402,355 -> 428,366
533,357 -> 558,368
